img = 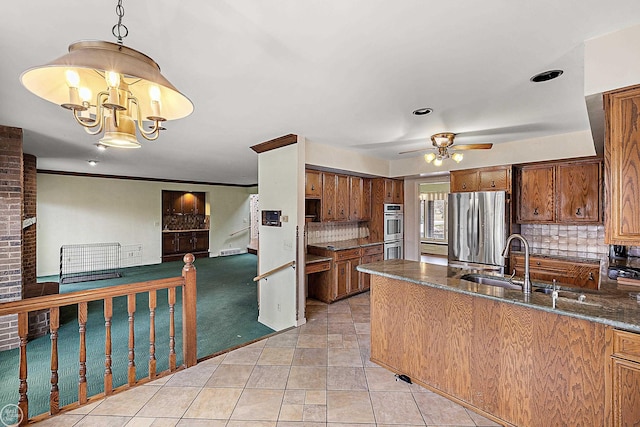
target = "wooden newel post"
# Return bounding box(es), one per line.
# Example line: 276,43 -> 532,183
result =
182,253 -> 197,367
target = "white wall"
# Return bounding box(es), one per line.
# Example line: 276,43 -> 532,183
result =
585,24 -> 640,96
37,173 -> 256,276
306,140 -> 389,177
256,140 -> 304,331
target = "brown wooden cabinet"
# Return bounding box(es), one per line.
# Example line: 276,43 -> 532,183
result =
335,174 -> 349,221
359,244 -> 383,291
307,245 -> 376,303
556,161 -> 602,223
162,191 -> 205,216
516,159 -> 602,224
162,231 -> 209,262
321,173 -> 337,221
604,85 -> 640,244
380,178 -> 404,204
305,170 -> 322,198
510,254 -> 600,290
450,166 -> 511,193
516,165 -> 555,222
610,329 -> 640,426
362,178 -> 372,221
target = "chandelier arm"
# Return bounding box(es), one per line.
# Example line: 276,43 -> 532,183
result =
130,97 -> 161,141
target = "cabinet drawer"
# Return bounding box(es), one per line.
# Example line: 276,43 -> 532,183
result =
306,260 -> 331,274
362,244 -> 383,256
511,255 -> 600,289
334,248 -> 361,261
613,330 -> 640,363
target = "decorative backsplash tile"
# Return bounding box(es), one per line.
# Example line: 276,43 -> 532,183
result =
163,214 -> 209,230
306,222 -> 370,244
520,224 -> 608,260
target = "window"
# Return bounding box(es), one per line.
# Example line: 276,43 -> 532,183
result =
420,193 -> 448,243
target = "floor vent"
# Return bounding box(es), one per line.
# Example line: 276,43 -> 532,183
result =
220,248 -> 243,256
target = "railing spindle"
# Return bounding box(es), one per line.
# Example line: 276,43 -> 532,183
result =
18,312 -> 28,425
104,297 -> 113,395
148,290 -> 157,378
77,302 -> 88,404
127,294 -> 136,386
168,287 -> 176,371
49,307 -> 60,415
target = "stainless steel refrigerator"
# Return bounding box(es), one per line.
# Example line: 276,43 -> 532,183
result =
448,191 -> 507,268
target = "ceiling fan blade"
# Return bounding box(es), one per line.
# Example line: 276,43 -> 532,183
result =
453,143 -> 493,151
398,147 -> 430,154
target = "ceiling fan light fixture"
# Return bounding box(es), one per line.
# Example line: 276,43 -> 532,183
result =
451,152 -> 464,163
19,0 -> 193,148
433,157 -> 443,167
424,152 -> 436,163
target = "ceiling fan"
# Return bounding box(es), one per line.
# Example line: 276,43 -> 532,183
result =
399,132 -> 493,166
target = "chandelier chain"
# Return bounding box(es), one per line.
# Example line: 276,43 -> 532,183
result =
111,0 -> 128,45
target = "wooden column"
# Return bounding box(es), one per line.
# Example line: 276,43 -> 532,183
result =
182,253 -> 197,367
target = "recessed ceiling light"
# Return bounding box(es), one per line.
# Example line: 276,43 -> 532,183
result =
412,107 -> 433,116
530,70 -> 563,83
88,160 -> 98,166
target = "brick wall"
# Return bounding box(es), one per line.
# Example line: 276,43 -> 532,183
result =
0,125 -> 23,351
22,154 -> 36,297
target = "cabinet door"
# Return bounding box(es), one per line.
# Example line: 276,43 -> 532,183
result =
305,170 -> 322,198
383,179 -> 394,203
349,176 -> 363,221
335,174 -> 350,221
194,192 -> 206,215
176,233 -> 193,253
334,260 -> 349,299
517,165 -> 555,223
393,179 -> 404,204
322,173 -> 337,221
361,178 -> 372,221
348,258 -> 361,294
192,231 -> 209,252
605,87 -> 640,244
611,358 -> 640,426
182,193 -> 197,214
162,191 -> 174,215
450,170 -> 478,192
557,162 -> 601,223
162,233 -> 177,255
479,167 -> 510,191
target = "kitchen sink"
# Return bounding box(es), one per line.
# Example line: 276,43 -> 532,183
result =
459,274 -> 523,290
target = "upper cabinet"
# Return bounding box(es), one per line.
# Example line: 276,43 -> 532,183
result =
162,191 -> 205,216
516,165 -> 555,222
381,178 -> 404,204
305,170 -> 322,198
450,166 -> 511,193
308,169 -> 372,222
515,158 -> 602,225
604,85 -> 640,245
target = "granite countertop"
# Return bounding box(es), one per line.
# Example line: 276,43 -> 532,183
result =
511,250 -> 603,264
357,259 -> 640,333
306,254 -> 332,264
162,229 -> 210,233
308,238 -> 384,251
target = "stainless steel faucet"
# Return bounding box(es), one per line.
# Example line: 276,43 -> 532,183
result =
501,234 -> 532,294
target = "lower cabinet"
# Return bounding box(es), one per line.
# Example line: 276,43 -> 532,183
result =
307,243 -> 383,303
162,230 -> 209,262
610,329 -> 640,426
510,254 -> 600,290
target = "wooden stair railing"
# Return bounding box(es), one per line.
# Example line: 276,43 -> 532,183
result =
0,254 -> 198,426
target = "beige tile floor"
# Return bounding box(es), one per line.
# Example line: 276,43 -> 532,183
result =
34,292 -> 501,427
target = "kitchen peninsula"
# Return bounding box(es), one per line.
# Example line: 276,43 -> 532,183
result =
358,259 -> 640,426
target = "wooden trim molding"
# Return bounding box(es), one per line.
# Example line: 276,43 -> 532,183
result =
250,134 -> 297,154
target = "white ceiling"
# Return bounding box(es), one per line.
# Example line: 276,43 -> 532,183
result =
2,1 -> 640,185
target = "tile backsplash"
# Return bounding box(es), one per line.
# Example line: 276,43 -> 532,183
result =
306,222 -> 369,244
520,224 -> 609,259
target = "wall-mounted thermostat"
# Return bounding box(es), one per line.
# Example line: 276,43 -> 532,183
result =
262,210 -> 282,227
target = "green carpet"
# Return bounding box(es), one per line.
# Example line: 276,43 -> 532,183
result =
0,254 -> 274,417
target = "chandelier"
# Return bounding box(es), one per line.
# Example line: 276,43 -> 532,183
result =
20,0 -> 193,148
424,133 -> 464,166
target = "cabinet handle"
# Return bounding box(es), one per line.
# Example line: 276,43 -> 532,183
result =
462,183 -> 467,189
588,272 -> 594,281
311,185 -> 315,191
533,208 -> 539,216
576,207 -> 582,216
328,209 -> 331,215
341,209 -> 344,215
536,261 -> 541,266
387,192 -> 391,197
491,180 -> 496,188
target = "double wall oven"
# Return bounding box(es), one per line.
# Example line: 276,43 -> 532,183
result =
383,203 -> 404,260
